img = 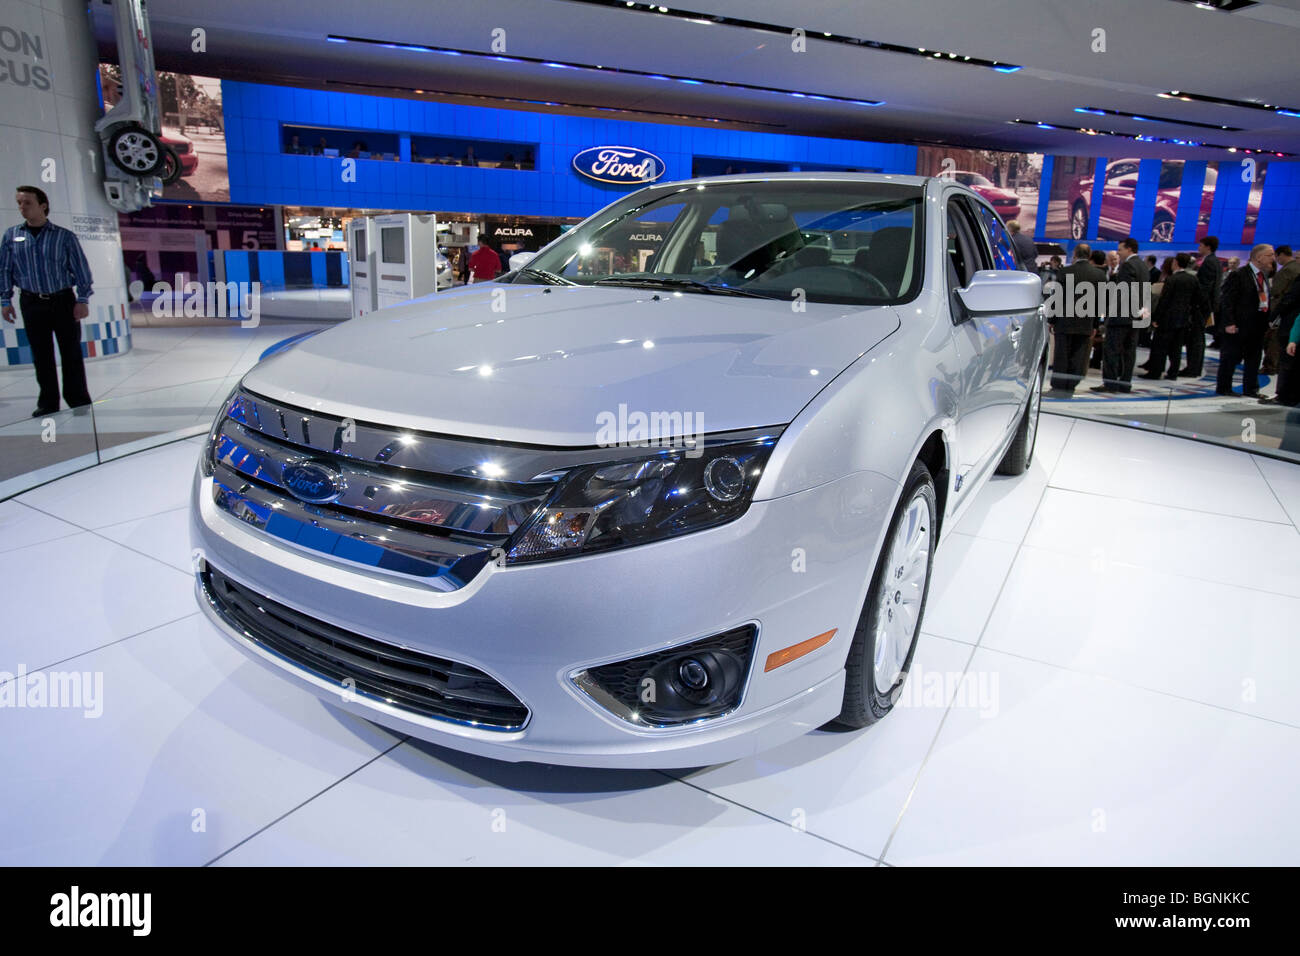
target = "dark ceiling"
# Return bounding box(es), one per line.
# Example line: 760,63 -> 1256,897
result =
94,0 -> 1300,159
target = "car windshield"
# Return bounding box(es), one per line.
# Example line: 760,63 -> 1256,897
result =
955,172 -> 992,187
514,179 -> 925,305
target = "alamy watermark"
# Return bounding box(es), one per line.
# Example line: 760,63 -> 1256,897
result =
0,664 -> 103,718
595,403 -> 705,457
143,275 -> 262,326
1042,274 -> 1152,328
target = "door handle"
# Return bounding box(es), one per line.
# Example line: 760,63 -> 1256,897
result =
1009,320 -> 1022,343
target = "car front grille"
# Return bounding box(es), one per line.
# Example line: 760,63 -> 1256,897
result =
206,386 -> 753,589
200,563 -> 530,730
208,386 -> 563,590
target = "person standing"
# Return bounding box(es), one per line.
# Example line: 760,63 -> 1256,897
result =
1185,236 -> 1221,377
1006,220 -> 1037,271
1264,245 -> 1299,375
1049,243 -> 1104,396
1094,237 -> 1147,393
1088,248 -> 1109,370
1268,259 -> 1300,406
1216,244 -> 1276,398
0,185 -> 94,416
1144,252 -> 1206,380
468,239 -> 501,283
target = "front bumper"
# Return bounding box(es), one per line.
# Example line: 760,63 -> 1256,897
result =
189,460 -> 898,768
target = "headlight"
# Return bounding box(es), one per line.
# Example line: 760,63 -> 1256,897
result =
505,436 -> 778,564
200,382 -> 243,477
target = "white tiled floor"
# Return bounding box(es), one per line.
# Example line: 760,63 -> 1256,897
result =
2,413 -> 1299,865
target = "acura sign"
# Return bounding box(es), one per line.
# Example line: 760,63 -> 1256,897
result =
572,146 -> 665,185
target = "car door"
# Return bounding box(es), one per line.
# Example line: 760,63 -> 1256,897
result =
1099,160 -> 1139,239
973,200 -> 1035,413
944,195 -> 1019,488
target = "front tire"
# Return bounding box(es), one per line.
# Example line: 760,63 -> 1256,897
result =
1070,201 -> 1089,240
1150,215 -> 1175,244
159,145 -> 183,185
832,460 -> 936,730
996,363 -> 1043,476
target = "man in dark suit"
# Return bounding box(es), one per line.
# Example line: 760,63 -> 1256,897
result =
1144,252 -> 1206,379
1088,249 -> 1108,370
1264,244 -> 1300,375
1185,236 -> 1221,377
1007,220 -> 1038,271
1048,243 -> 1105,395
1270,274 -> 1300,405
1093,237 -> 1148,393
1216,244 -> 1276,397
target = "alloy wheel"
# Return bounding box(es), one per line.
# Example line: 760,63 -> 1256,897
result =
872,493 -> 931,695
113,130 -> 161,173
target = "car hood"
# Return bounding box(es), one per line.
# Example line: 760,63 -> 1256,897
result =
978,185 -> 1017,201
241,284 -> 901,446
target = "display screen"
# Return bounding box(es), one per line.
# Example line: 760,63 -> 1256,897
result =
381,227 -> 405,264
353,228 -> 366,261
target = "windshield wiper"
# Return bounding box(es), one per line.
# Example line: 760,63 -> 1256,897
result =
591,276 -> 777,298
519,267 -> 576,286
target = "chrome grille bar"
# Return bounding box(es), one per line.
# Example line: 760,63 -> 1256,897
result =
229,387 -> 776,482
211,467 -> 492,589
214,418 -> 547,536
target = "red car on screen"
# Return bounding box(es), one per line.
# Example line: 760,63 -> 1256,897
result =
1067,160 -> 1258,243
160,133 -> 199,177
952,171 -> 1020,221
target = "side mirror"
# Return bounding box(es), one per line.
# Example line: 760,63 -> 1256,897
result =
955,270 -> 1042,318
508,251 -> 536,272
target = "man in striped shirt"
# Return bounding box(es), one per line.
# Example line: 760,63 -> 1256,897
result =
1,185 -> 95,415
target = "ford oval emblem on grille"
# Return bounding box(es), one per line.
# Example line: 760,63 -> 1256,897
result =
281,460 -> 343,504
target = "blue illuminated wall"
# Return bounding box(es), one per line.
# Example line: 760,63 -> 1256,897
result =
221,80 -> 917,217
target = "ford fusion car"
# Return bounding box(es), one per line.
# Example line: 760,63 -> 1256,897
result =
190,173 -> 1046,768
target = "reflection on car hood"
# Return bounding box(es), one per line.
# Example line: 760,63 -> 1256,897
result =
241,284 -> 901,446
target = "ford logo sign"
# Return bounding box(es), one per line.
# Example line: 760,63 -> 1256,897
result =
281,460 -> 344,504
572,146 -> 665,185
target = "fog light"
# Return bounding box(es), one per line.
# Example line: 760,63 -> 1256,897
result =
677,657 -> 709,691
573,625 -> 757,727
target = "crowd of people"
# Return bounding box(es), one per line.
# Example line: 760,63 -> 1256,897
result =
1036,234 -> 1300,406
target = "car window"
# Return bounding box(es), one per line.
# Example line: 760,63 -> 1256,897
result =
974,203 -> 1022,272
560,203 -> 684,278
1107,162 -> 1138,183
946,197 -> 988,289
520,180 -> 925,305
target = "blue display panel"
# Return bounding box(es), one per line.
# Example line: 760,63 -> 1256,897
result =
221,80 -> 917,219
